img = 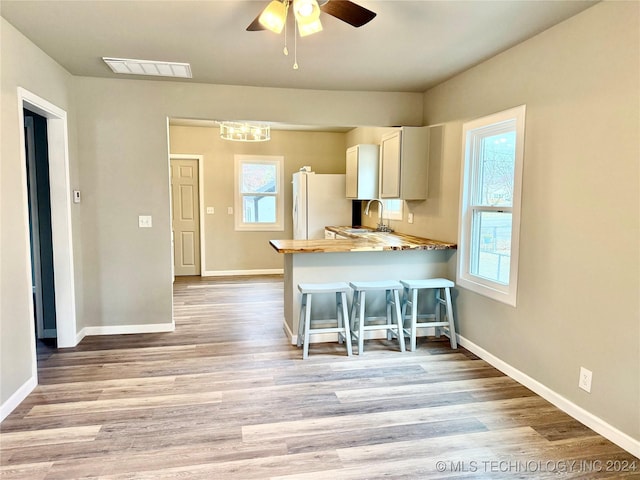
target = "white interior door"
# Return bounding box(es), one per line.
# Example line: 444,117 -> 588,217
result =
171,158 -> 201,276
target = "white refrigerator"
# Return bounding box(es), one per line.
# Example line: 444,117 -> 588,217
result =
292,172 -> 352,240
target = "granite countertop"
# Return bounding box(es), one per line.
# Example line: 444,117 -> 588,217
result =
269,226 -> 457,254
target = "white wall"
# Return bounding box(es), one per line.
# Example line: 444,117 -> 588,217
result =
417,2 -> 639,445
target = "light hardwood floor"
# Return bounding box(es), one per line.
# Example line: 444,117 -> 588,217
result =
1,275 -> 638,479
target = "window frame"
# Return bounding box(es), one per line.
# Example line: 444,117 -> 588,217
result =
234,154 -> 284,232
381,199 -> 403,221
457,105 -> 526,306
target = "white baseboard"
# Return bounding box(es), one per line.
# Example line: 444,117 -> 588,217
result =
1,375 -> 37,422
202,269 -> 283,277
80,322 -> 175,337
457,334 -> 640,458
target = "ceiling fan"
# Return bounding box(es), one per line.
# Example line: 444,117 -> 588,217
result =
246,0 -> 376,35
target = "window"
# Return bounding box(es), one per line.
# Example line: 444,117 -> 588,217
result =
457,105 -> 526,306
234,155 -> 284,231
382,199 -> 403,220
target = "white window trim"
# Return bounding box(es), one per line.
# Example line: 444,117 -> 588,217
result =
234,155 -> 284,232
457,105 -> 526,306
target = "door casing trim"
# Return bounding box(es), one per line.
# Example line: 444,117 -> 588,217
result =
17,88 -> 77,351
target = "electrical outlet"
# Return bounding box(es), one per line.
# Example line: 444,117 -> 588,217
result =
408,213 -> 414,224
579,367 -> 592,393
227,207 -> 233,215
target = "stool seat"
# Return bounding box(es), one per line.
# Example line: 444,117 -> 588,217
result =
297,282 -> 352,359
299,282 -> 351,294
349,280 -> 405,355
349,280 -> 403,291
399,279 -> 454,290
400,278 -> 457,351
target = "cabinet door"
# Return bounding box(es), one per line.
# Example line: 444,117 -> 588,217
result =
380,130 -> 401,198
345,146 -> 358,198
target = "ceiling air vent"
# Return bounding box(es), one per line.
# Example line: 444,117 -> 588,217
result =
102,57 -> 192,78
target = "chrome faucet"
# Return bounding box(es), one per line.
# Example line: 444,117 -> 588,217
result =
364,199 -> 393,232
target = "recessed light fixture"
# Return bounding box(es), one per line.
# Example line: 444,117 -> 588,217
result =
102,57 -> 192,78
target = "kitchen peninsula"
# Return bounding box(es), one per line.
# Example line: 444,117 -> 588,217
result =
270,227 -> 456,344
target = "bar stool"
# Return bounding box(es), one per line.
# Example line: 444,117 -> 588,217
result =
349,280 -> 405,355
297,282 -> 352,359
400,278 -> 457,351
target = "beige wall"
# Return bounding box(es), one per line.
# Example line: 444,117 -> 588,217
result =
414,2 -> 638,441
0,19 -> 80,405
169,126 -> 348,272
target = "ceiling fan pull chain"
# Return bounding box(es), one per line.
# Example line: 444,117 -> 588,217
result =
293,19 -> 299,70
283,0 -> 289,55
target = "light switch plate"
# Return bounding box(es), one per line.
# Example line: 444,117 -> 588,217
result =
206,207 -> 214,214
138,215 -> 152,228
227,207 -> 233,215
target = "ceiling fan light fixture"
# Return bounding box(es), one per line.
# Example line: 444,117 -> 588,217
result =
258,0 -> 288,34
293,0 -> 320,19
297,17 -> 323,36
293,0 -> 322,36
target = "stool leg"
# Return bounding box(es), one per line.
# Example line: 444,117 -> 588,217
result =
392,289 -> 405,352
340,291 -> 352,356
297,293 -> 306,348
303,293 -> 313,359
444,287 -> 458,349
385,289 -> 393,341
336,292 -> 344,345
434,289 -> 442,338
410,288 -> 418,351
401,286 -> 409,330
350,290 -> 359,342
358,291 -> 366,355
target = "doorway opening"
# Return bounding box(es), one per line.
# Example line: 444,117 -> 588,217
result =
24,109 -> 57,348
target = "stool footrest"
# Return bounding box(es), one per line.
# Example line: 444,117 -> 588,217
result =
307,327 -> 349,334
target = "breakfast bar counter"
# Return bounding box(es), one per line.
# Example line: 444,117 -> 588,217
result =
270,228 -> 457,345
270,228 -> 455,253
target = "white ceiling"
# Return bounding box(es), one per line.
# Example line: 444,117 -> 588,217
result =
1,0 -> 597,93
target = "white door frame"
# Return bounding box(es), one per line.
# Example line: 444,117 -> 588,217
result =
169,154 -> 205,276
17,88 -> 77,350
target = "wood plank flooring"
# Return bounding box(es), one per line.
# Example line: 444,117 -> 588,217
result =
1,275 -> 638,479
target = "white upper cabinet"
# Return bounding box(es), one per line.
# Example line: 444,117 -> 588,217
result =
379,126 -> 430,200
345,144 -> 379,199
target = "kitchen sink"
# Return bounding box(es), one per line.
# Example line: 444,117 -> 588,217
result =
343,228 -> 371,234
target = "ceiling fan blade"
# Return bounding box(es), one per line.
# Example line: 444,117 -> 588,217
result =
246,12 -> 266,31
320,0 -> 376,28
